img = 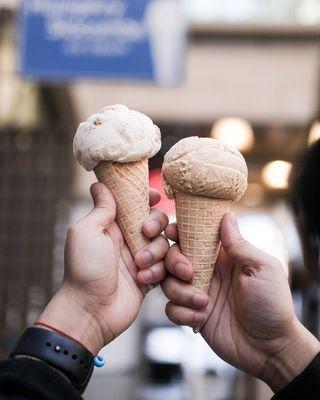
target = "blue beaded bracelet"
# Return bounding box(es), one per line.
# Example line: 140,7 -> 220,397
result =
94,355 -> 105,368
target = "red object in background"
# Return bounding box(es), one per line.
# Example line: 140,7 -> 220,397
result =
149,168 -> 175,215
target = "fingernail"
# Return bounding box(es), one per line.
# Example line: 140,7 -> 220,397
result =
91,183 -> 101,198
139,250 -> 153,266
175,263 -> 191,277
230,212 -> 238,228
97,183 -> 103,194
146,220 -> 161,233
194,313 -> 206,324
192,293 -> 207,308
139,269 -> 153,283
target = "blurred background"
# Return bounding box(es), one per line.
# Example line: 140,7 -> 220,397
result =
1,1 -> 320,399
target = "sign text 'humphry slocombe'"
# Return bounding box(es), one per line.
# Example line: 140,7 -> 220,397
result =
21,0 -> 155,80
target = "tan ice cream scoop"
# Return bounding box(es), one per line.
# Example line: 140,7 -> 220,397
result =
162,137 -> 248,297
162,136 -> 247,201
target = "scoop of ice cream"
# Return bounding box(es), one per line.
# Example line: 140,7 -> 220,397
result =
162,137 -> 248,201
73,104 -> 161,170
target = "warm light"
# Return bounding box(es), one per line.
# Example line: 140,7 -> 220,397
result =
211,117 -> 254,152
308,121 -> 320,145
145,327 -> 187,364
262,161 -> 292,190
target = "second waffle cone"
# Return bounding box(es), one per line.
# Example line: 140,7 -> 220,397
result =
175,192 -> 231,293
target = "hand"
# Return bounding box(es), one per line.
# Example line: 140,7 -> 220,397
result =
38,183 -> 169,354
162,213 -> 320,392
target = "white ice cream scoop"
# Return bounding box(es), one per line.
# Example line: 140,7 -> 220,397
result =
73,104 -> 161,171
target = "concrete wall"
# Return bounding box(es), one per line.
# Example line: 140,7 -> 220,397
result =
72,39 -> 320,125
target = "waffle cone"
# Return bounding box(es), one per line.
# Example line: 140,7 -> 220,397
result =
175,192 -> 231,293
94,158 -> 150,256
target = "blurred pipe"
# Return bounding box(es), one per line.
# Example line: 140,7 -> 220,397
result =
0,8 -> 40,129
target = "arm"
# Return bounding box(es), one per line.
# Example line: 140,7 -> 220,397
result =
1,183 -> 169,398
272,353 -> 320,399
162,212 -> 320,394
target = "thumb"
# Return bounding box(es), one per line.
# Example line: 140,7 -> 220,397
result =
220,213 -> 270,270
86,183 -> 116,227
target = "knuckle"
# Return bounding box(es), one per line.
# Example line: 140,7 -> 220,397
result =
165,247 -> 176,267
149,209 -> 160,220
150,237 -> 169,259
170,313 -> 183,325
160,235 -> 170,251
172,243 -> 182,254
67,222 -> 79,237
161,264 -> 168,279
171,285 -> 181,301
160,278 -> 168,293
225,237 -> 247,253
153,262 -> 166,280
167,244 -> 179,259
164,257 -> 171,272
159,234 -> 169,245
162,276 -> 175,296
190,311 -> 202,325
97,204 -> 116,217
235,237 -> 248,249
160,211 -> 169,225
149,269 -> 157,283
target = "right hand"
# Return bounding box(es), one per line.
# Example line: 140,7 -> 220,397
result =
38,183 -> 169,355
162,213 -> 320,392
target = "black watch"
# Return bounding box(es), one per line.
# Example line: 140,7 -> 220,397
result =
9,327 -> 94,394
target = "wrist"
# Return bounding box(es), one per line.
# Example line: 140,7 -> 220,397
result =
37,284 -> 106,355
263,319 -> 320,393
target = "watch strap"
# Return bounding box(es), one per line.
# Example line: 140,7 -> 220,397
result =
9,327 -> 94,393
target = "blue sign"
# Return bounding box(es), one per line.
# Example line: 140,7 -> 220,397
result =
20,0 -> 155,81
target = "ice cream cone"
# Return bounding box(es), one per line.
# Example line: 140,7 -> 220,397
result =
162,137 -> 248,332
94,158 -> 150,256
175,192 -> 231,294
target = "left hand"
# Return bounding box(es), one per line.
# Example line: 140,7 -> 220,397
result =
162,214 -> 320,392
38,183 -> 169,354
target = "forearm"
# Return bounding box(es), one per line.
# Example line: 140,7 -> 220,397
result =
8,289 -> 102,396
37,284 -> 104,355
272,352 -> 320,399
263,320 -> 320,393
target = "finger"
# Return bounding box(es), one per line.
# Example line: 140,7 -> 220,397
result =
149,188 -> 161,207
143,209 -> 169,238
220,213 -> 280,273
165,302 -> 207,327
138,261 -> 167,285
135,235 -> 169,269
82,183 -> 116,227
162,276 -> 208,310
165,244 -> 193,281
164,223 -> 179,242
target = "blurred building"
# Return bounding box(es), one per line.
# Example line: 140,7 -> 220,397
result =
1,1 -> 320,399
